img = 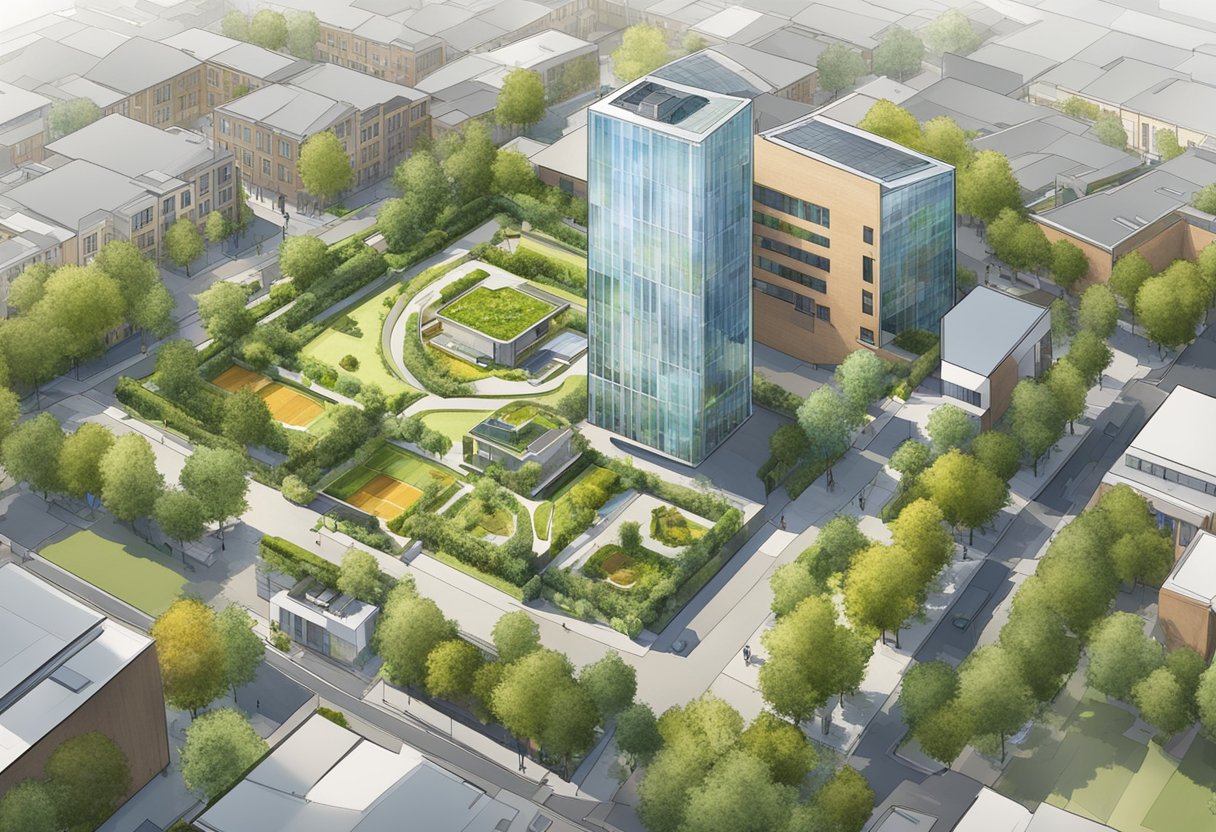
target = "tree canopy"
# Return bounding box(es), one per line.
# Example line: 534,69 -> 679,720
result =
817,44 -> 867,99
151,598 -> 227,715
181,708 -> 268,799
872,27 -> 924,81
495,68 -> 546,129
611,24 -> 669,82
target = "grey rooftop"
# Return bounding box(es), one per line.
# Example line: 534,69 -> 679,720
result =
46,114 -> 222,179
217,84 -> 352,140
764,114 -> 951,186
288,63 -> 425,111
940,286 -> 1048,377
0,160 -> 148,228
85,36 -> 200,93
594,75 -> 750,139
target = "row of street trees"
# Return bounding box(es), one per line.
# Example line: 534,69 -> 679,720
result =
1107,250 -> 1215,351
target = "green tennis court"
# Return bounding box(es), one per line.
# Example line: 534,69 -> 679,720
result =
326,443 -> 456,517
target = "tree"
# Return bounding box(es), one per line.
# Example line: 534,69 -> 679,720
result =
441,122 -> 496,206
580,652 -> 636,718
1197,241 -> 1216,302
1046,359 -> 1087,435
223,387 -> 276,448
7,262 -> 52,314
890,498 -> 953,581
1010,379 -> 1064,476
1194,183 -> 1216,214
913,699 -> 975,765
858,100 -> 923,149
338,549 -> 385,604
278,235 -> 330,289
1136,263 -> 1207,349
542,684 -> 600,775
797,514 -> 869,590
1036,520 -> 1118,636
151,598 -> 227,715
165,217 -> 204,276
1091,483 -> 1157,542
99,433 -> 164,525
471,661 -> 507,722
958,150 -> 1022,223
61,423 -> 116,502
1199,662 -> 1216,739
155,489 -> 205,548
392,149 -> 450,220
0,387 -> 19,451
492,610 -> 541,664
1050,297 -> 1073,348
1061,96 -> 1100,121
818,44 -> 867,100
377,198 -> 426,253
155,339 -> 201,402
986,207 -> 1023,264
1133,667 -> 1190,737
1109,251 -> 1153,320
797,386 -> 855,468
899,661 -> 958,729
739,711 -> 816,787
0,316 -> 60,404
425,639 -> 485,701
872,27 -> 924,81
889,439 -> 931,477
682,31 -> 708,54
611,23 -> 669,82
95,240 -> 175,341
222,10 -> 249,39
770,561 -> 817,617
180,447 -> 249,541
926,403 -> 977,453
956,645 -> 1034,760
1007,222 -> 1052,274
811,766 -> 875,832
248,9 -> 287,50
921,450 -> 1007,543
216,604 -> 264,697
1165,646 -> 1206,711
924,9 -> 980,56
681,751 -> 797,832
1066,329 -> 1113,386
971,431 -> 1020,481
920,116 -> 973,168
2,412 -> 62,497
299,131 -> 353,204
1093,112 -> 1128,150
1155,128 -> 1184,161
844,544 -> 921,647
376,585 -> 457,688
35,265 -> 125,367
1087,612 -> 1163,701
616,702 -> 662,769
493,648 -> 576,744
1110,529 -> 1172,590
47,98 -> 101,139
998,578 -> 1079,701
285,10 -> 319,59
834,349 -> 888,416
180,709 -> 268,799
204,210 -> 231,245
45,732 -> 130,832
0,780 -> 57,832
492,149 -> 539,197
196,281 -> 253,344
496,68 -> 546,130
1051,239 -> 1090,292
1078,283 -> 1118,338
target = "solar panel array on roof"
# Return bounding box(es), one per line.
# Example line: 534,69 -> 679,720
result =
776,119 -> 932,182
652,53 -> 761,98
612,81 -> 709,125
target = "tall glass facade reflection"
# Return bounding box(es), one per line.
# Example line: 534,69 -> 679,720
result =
587,81 -> 753,465
879,171 -> 955,338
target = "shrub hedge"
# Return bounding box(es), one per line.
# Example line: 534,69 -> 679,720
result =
892,344 -> 941,400
115,377 -> 242,454
402,313 -> 472,397
470,242 -> 586,296
438,269 -> 490,305
752,372 -> 802,418
259,535 -> 341,588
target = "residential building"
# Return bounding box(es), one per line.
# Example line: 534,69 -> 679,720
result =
939,287 -> 1051,430
0,563 -> 170,801
1033,150 -> 1216,286
160,28 -> 312,110
270,578 -> 378,665
195,712 -> 576,832
42,113 -> 237,257
214,64 -> 428,208
462,402 -> 578,491
434,271 -> 571,367
0,82 -> 51,170
0,209 -> 74,306
587,76 -> 753,465
1090,385 -> 1216,555
752,114 -> 955,365
84,37 -> 204,127
310,8 -> 446,87
1159,530 -> 1216,660
530,125 -> 587,197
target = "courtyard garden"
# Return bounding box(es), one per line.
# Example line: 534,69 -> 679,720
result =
441,285 -> 557,341
323,441 -> 458,521
651,504 -> 707,546
40,526 -> 187,616
418,409 -> 494,444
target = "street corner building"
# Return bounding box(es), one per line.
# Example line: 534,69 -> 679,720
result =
586,75 -> 754,466
0,563 -> 170,800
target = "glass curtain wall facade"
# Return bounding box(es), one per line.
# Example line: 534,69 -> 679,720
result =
587,91 -> 753,465
879,170 -> 955,338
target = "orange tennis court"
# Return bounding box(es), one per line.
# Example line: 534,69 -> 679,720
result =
345,474 -> 423,519
212,365 -> 325,427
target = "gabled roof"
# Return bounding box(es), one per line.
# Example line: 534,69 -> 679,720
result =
85,37 -> 200,94
288,63 -> 424,111
0,81 -> 50,125
0,39 -> 101,87
217,85 -> 351,140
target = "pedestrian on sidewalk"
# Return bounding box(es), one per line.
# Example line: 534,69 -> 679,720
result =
562,622 -> 568,631
743,644 -> 751,666
858,493 -> 866,511
962,545 -> 969,561
779,514 -> 786,530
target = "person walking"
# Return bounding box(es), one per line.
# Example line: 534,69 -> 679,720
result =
743,644 -> 752,666
779,514 -> 786,530
858,493 -> 866,511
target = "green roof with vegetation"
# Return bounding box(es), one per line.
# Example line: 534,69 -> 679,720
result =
471,401 -> 568,452
441,286 -> 555,341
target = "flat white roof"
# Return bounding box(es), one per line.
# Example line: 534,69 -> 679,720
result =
1162,530 -> 1216,607
1130,386 -> 1216,478
941,287 -> 1047,377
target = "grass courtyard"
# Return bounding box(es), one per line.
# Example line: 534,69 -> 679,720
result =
326,441 -> 457,520
995,686 -> 1216,830
420,409 -> 493,443
301,282 -> 416,397
441,286 -> 555,341
40,527 -> 187,616
517,237 -> 588,278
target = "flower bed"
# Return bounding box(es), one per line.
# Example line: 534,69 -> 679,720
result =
650,505 -> 707,547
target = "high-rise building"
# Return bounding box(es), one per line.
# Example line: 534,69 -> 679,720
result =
587,76 -> 753,465
752,115 -> 955,365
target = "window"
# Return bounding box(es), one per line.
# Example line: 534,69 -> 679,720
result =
942,380 -> 981,407
278,164 -> 287,182
863,226 -> 874,244
794,295 -> 814,316
560,177 -> 574,194
132,207 -> 153,230
279,139 -> 291,159
752,211 -> 830,247
816,305 -> 831,322
753,184 -> 829,228
199,200 -> 209,215
243,149 -> 253,167
1124,454 -> 1216,495
754,236 -> 829,272
220,118 -> 230,135
219,164 -> 231,183
181,190 -> 191,209
755,257 -> 827,294
262,158 -> 271,176
860,327 -> 875,345
199,172 -> 210,194
243,126 -> 251,142
84,234 -> 97,255
1180,521 -> 1197,548
862,256 -> 874,284
862,289 -> 873,315
162,195 -> 175,214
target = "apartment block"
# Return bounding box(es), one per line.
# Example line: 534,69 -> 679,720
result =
1160,531 -> 1216,660
214,64 -> 428,209
0,564 -> 170,802
161,28 -> 312,110
752,115 -> 956,366
313,12 -> 445,86
84,37 -> 205,128
0,82 -> 52,170
588,77 -> 753,465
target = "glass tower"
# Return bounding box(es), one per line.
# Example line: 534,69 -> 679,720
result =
587,78 -> 753,465
879,172 -> 956,338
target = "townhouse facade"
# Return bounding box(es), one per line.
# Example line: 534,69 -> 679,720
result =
86,38 -> 206,128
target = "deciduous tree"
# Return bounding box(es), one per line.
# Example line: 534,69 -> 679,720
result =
0,780 -> 57,832
216,604 -> 264,697
1050,297 -> 1073,347
155,339 -> 201,402
1136,262 -> 1207,350
889,439 -> 931,477
681,751 -> 797,832
285,10 -> 319,59
898,661 -> 957,729
442,121 -> 496,206
926,402 -> 977,453
542,684 -> 600,776
248,9 -> 287,50
493,648 -> 576,744
817,44 -> 867,100
491,149 -> 539,196
45,732 -> 130,832
579,652 -> 636,718
165,218 -> 204,276
1046,358 -> 1087,435
890,497 -> 953,581
797,514 -> 869,590
1093,112 -> 1127,150
99,433 -> 164,525
155,489 -> 206,548
1199,661 -> 1216,739
426,639 -> 484,701
1087,612 -> 1163,701
770,561 -> 817,617
844,544 -> 921,647
872,27 -> 924,81
1155,128 -> 1185,161
958,150 -> 1022,223
180,447 -> 248,540
1110,530 -> 1173,589
496,68 -> 546,130
1010,379 -> 1064,476
48,98 -> 100,139
195,281 -> 253,344
797,386 -> 855,468
971,430 -> 1021,481
492,610 -> 541,663
222,387 -> 276,448
95,240 -> 175,341
1051,238 -> 1090,292
2,412 -> 62,497
180,709 -> 268,799
956,645 -> 1033,760
1134,667 -> 1190,737
611,24 -> 669,82
924,9 -> 980,56
151,598 -> 227,715
1109,251 -> 1153,321
278,235 -> 330,289
299,131 -> 353,204
36,265 -> 125,366
810,766 -> 874,832
738,711 -> 817,787
376,585 -> 457,688
205,210 -> 231,244
858,100 -> 922,149
834,348 -> 888,416
616,702 -> 662,769
1078,283 -> 1118,338
7,262 -> 52,314
1066,328 -> 1113,387
338,549 -> 385,603
1035,519 -> 1118,636
921,450 -> 1007,543
920,116 -> 973,168
998,578 -> 1078,701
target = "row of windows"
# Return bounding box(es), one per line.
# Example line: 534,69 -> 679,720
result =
1125,454 -> 1216,496
755,235 -> 830,273
755,256 -> 827,294
752,279 -> 831,321
753,184 -> 830,228
752,210 -> 830,248
943,380 -> 981,407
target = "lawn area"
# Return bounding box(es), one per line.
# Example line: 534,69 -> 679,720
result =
534,501 -> 552,540
995,686 -> 1216,830
420,409 -> 493,443
302,282 -> 417,396
40,528 -> 187,616
457,501 -> 514,539
518,237 -> 588,276
442,286 -> 555,341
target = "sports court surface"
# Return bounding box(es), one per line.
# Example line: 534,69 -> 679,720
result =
326,443 -> 456,520
213,365 -> 325,427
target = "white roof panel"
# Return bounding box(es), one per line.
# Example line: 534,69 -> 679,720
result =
1129,386 -> 1216,477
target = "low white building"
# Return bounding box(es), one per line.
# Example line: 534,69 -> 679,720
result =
270,579 -> 378,665
939,287 -> 1051,430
